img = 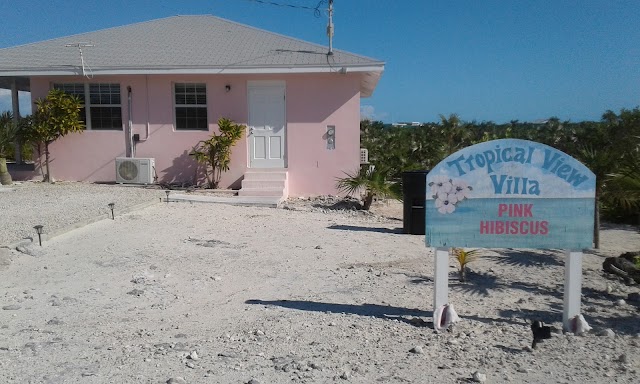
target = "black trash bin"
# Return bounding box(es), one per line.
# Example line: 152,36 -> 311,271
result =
402,170 -> 430,235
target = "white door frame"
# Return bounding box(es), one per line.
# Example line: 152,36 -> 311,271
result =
247,80 -> 287,168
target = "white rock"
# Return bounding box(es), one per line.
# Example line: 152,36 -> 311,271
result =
166,378 -> 187,384
185,361 -> 195,368
598,328 -> 615,338
472,371 -> 487,383
188,351 -> 199,360
409,346 -> 424,354
615,299 -> 626,306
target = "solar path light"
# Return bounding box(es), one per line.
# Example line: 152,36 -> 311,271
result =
108,203 -> 115,220
33,225 -> 44,246
165,190 -> 170,204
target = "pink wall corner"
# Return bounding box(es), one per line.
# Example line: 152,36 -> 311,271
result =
285,73 -> 362,196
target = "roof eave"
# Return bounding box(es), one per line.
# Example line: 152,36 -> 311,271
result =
0,63 -> 384,76
0,63 -> 385,95
360,69 -> 383,98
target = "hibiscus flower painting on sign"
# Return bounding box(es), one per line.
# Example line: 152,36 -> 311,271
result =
428,177 -> 472,214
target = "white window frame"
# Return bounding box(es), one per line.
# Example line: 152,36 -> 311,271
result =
52,83 -> 123,131
173,82 -> 209,131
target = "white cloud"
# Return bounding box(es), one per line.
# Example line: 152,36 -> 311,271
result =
360,104 -> 388,121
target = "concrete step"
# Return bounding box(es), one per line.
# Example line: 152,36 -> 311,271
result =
238,188 -> 285,197
241,179 -> 286,190
240,169 -> 288,198
243,171 -> 287,181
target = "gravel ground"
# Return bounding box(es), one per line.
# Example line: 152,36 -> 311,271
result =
1,185 -> 640,383
0,198 -> 639,383
0,181 -> 165,246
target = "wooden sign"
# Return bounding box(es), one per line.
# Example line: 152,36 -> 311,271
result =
425,139 -> 595,249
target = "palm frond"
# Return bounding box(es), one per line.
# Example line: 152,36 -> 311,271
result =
452,248 -> 482,267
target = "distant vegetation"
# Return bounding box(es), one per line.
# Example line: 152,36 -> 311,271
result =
361,108 -> 640,227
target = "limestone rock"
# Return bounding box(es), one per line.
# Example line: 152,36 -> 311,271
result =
409,346 -> 424,354
472,371 -> 487,383
598,328 -> 615,338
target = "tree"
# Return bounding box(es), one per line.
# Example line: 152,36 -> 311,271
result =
0,111 -> 17,185
573,108 -> 640,246
30,90 -> 84,182
190,117 -> 244,189
606,153 -> 640,220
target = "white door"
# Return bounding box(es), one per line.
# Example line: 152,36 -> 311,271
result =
248,83 -> 286,168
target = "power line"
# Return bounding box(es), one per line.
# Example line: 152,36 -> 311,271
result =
244,0 -> 327,17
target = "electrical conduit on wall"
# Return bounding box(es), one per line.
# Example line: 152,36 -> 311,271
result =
127,86 -> 134,157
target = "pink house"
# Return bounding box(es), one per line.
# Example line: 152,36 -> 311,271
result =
0,15 -> 384,198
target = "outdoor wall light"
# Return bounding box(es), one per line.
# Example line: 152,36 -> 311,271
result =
33,225 -> 44,246
326,125 -> 336,150
108,203 -> 115,220
225,85 -> 231,92
165,190 -> 170,204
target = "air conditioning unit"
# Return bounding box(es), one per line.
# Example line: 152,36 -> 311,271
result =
115,157 -> 155,185
360,148 -> 369,164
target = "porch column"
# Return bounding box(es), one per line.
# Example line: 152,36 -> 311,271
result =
11,79 -> 21,164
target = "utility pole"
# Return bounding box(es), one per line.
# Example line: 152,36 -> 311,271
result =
327,0 -> 334,55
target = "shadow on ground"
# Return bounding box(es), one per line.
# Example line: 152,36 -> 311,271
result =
312,199 -> 362,211
245,299 -> 432,327
486,249 -> 564,267
327,225 -> 403,234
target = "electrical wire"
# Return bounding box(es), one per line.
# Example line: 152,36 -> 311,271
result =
244,0 -> 327,17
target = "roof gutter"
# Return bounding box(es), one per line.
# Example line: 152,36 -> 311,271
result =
0,64 -> 384,77
0,63 -> 384,97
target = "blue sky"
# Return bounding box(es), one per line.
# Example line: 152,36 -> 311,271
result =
1,0 -> 639,123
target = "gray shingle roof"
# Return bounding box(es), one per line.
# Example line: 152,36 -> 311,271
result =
0,15 -> 384,72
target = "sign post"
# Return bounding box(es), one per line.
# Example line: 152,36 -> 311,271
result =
425,139 -> 596,332
434,247 -> 449,311
563,251 -> 583,328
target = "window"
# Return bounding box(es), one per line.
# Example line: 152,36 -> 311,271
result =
89,84 -> 122,130
174,83 -> 208,130
53,83 -> 86,125
53,83 -> 123,130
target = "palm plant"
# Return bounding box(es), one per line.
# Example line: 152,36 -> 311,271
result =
604,139 -> 640,220
336,165 -> 400,210
190,117 -> 244,189
452,247 -> 482,282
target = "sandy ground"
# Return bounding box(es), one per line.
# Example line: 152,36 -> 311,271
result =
1,192 -> 640,384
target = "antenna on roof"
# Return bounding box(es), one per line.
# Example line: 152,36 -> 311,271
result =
327,0 -> 334,55
65,42 -> 95,79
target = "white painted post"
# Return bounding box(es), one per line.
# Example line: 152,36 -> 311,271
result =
11,79 -> 21,164
433,247 -> 449,327
563,250 -> 583,331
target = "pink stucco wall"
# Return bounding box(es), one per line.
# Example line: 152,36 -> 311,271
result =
26,73 -> 362,196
